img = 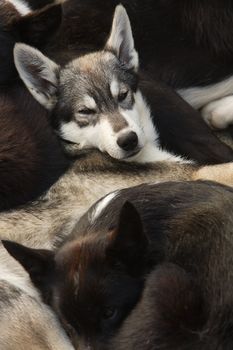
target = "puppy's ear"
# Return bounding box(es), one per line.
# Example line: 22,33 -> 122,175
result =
107,201 -> 148,274
105,5 -> 139,71
16,3 -> 62,46
2,240 -> 54,297
14,43 -> 59,110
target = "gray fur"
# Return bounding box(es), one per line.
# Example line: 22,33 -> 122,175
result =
0,150 -> 232,249
0,243 -> 74,349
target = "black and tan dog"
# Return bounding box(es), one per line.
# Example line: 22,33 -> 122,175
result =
4,180 -> 233,349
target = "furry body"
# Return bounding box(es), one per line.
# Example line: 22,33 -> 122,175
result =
0,149 -> 232,245
0,0 -> 62,84
4,180 -> 233,349
0,2 -> 69,210
0,227 -> 74,349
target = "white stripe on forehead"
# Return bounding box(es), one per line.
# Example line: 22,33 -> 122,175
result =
110,79 -> 120,98
6,0 -> 31,15
89,191 -> 119,224
83,95 -> 97,110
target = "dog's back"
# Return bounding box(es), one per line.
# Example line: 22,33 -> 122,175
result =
110,262 -> 233,350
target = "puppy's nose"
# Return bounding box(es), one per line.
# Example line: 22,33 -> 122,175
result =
117,131 -> 138,151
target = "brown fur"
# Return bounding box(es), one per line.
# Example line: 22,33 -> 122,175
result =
3,180 -> 233,349
0,2 -> 69,210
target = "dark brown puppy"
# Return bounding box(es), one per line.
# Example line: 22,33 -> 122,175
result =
0,2 -> 69,210
0,0 -> 62,85
3,180 -> 233,349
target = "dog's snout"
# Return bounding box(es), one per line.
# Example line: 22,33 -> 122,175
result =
117,131 -> 138,151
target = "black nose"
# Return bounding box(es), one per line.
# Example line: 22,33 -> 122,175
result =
117,131 -> 138,151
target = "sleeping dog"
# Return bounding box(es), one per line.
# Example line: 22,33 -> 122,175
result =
3,180 -> 233,349
14,5 -> 233,164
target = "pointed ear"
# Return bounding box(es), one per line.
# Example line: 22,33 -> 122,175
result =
107,201 -> 148,273
2,240 -> 54,293
105,5 -> 139,71
14,43 -> 59,110
16,3 -> 62,46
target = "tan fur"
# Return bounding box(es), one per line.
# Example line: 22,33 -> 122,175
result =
0,285 -> 74,350
0,150 -> 231,249
0,240 -> 74,349
193,162 -> 233,186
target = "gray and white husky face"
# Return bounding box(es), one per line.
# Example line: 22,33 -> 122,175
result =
54,51 -> 145,159
14,5 -> 148,160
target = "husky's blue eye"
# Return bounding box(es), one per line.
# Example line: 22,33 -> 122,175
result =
118,90 -> 128,102
78,109 -> 95,115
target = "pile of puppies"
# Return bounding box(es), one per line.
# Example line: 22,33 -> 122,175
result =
0,0 -> 233,349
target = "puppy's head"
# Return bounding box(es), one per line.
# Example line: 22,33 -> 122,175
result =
2,202 -> 150,349
14,5 -> 149,160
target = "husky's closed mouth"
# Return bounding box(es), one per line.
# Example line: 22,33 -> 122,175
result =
60,138 -> 78,146
122,148 -> 142,159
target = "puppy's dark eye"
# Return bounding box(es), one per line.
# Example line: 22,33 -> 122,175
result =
118,91 -> 128,102
78,108 -> 96,115
102,307 -> 118,320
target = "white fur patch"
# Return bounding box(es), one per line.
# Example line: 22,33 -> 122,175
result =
125,91 -> 188,163
201,95 -> 233,129
60,121 -> 102,149
110,79 -> 120,98
178,75 -> 233,109
83,95 -> 97,110
90,191 -> 118,223
6,0 -> 31,15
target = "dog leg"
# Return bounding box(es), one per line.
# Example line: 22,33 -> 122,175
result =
178,75 -> 233,109
193,163 -> 233,186
201,95 -> 233,129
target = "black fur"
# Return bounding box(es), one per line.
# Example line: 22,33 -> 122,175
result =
0,83 -> 69,211
109,264 -> 205,350
0,3 -> 69,210
48,0 -> 233,87
139,78 -> 233,164
0,1 -> 62,85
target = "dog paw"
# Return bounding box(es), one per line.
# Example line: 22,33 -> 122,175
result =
201,96 -> 233,129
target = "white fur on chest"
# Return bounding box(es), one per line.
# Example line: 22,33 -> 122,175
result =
128,91 -> 188,163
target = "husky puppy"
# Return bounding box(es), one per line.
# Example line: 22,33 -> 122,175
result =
4,180 -> 233,349
14,5 -> 185,163
14,5 -> 233,164
0,239 -> 74,350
